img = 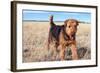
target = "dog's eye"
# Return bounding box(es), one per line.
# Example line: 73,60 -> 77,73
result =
68,26 -> 71,28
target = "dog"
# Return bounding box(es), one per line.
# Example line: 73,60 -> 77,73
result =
48,15 -> 79,60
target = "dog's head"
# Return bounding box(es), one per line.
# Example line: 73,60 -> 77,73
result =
64,19 -> 79,37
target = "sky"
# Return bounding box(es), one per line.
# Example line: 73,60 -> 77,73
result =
22,10 -> 91,23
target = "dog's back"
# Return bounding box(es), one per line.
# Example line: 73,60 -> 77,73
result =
49,15 -> 64,41
50,25 -> 63,41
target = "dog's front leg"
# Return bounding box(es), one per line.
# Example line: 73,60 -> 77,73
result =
59,44 -> 66,60
71,44 -> 78,60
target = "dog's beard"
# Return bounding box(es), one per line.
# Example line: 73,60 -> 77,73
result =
69,33 -> 75,40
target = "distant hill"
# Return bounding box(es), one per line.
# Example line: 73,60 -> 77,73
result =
23,20 -> 90,24
23,20 -> 64,22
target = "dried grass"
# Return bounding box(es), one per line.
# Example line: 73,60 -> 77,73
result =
22,22 -> 91,62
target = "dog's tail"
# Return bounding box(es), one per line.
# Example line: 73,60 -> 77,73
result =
50,15 -> 55,26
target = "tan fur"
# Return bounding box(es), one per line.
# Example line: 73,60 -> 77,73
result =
48,15 -> 79,60
59,19 -> 79,60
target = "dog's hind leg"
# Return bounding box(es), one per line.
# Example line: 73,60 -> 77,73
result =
47,32 -> 52,50
59,45 -> 66,60
71,44 -> 78,60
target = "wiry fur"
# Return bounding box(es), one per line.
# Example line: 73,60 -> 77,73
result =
48,15 -> 79,60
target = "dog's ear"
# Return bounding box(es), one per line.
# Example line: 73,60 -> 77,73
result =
64,20 -> 68,27
76,20 -> 79,26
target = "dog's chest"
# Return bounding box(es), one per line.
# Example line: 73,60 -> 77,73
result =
63,35 -> 76,46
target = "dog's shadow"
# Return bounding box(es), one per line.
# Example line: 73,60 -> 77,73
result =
65,47 -> 87,60
77,47 -> 87,59
46,47 -> 87,61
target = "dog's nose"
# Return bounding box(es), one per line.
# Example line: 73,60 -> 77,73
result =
72,27 -> 77,32
71,30 -> 76,34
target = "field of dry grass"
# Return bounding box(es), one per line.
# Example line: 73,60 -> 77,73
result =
22,21 -> 91,62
